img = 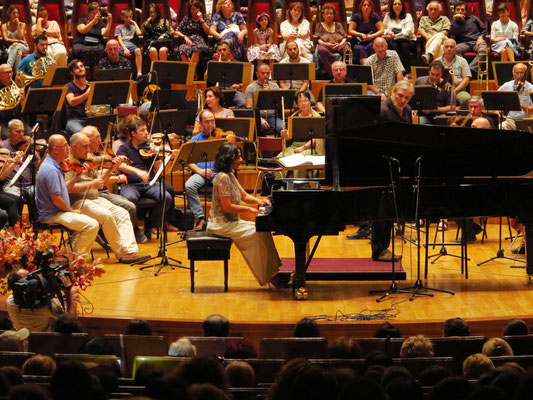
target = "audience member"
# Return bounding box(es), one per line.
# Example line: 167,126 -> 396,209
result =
443,317 -> 471,336
496,361 -> 525,376
380,365 -> 412,388
327,337 -> 363,359
503,318 -> 529,336
385,377 -> 424,400
373,322 -> 402,338
293,317 -> 321,337
224,340 -> 258,359
7,384 -> 51,400
188,383 -> 230,400
462,353 -> 494,379
144,376 -> 187,400
115,7 -> 143,77
0,366 -> 23,386
316,3 -> 349,79
419,365 -> 453,386
210,0 -> 247,60
32,6 -> 67,66
514,368 -> 533,400
365,39 -> 405,97
169,338 -> 197,357
268,359 -> 338,400
133,363 -> 165,387
173,357 -> 229,392
383,0 -> 416,71
225,360 -> 255,387
338,376 -> 386,400
491,3 -> 519,62
143,2 -> 174,61
125,319 -> 152,335
349,0 -> 384,64
363,352 -> 393,372
90,361 -> 121,394
418,1 -> 450,64
482,337 -> 513,357
247,11 -> 281,68
279,2 -> 313,62
399,335 -> 434,358
428,376 -> 475,400
22,354 -> 57,376
81,336 -> 116,355
437,38 -> 471,107
54,313 -> 83,334
2,5 -> 30,72
176,0 -> 211,68
203,314 -> 230,337
364,364 -> 387,384
50,360 -> 106,400
466,386 -> 507,400
491,371 -> 522,399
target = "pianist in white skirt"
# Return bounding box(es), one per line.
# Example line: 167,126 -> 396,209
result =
206,142 -> 282,286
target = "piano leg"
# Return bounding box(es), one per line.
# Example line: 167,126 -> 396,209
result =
292,239 -> 309,300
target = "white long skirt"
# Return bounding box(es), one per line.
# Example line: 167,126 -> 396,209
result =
207,219 -> 281,286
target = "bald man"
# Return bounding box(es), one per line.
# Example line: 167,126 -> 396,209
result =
97,39 -> 131,72
364,37 -> 405,98
471,117 -> 491,129
437,38 -> 471,107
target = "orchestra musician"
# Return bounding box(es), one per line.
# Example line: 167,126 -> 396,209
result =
499,63 -> 533,131
65,132 -> 149,264
316,61 -> 356,113
0,63 -> 28,139
17,35 -> 55,89
116,119 -> 180,236
64,59 -> 90,136
415,60 -> 454,125
0,119 -> 40,222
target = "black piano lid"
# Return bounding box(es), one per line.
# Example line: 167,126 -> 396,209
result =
325,97 -> 533,187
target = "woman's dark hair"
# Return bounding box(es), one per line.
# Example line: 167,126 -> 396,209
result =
125,319 -> 152,336
205,86 -> 224,108
133,363 -> 165,386
443,317 -> 470,337
148,3 -> 162,21
6,5 -> 21,19
358,0 -> 376,19
54,313 -> 84,334
388,0 -> 407,19
503,318 -> 528,336
373,322 -> 402,338
188,0 -> 205,17
295,90 -> 312,104
285,2 -> 304,23
255,12 -> 271,28
293,317 -> 320,337
214,142 -> 240,173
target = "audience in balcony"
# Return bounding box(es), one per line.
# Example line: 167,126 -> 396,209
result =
315,3 -> 349,79
418,1 -> 450,64
143,2 -> 174,61
462,353 -> 495,379
482,337 -> 514,357
2,5 -> 30,72
279,1 -> 314,62
247,12 -> 281,69
21,355 -> 56,377
53,313 -> 84,334
293,317 -> 321,337
169,338 -> 197,357
203,313 -> 230,337
210,0 -> 248,61
373,321 -> 402,338
176,0 -> 212,66
72,2 -> 112,77
443,317 -> 471,337
32,6 -> 68,66
383,0 -> 416,72
328,337 -> 363,359
348,0 -> 384,64
225,360 -> 255,387
399,335 -> 434,358
491,3 -> 520,62
125,319 -> 153,335
503,318 -> 529,336
224,340 -> 258,358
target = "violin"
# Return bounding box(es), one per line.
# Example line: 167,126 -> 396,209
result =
211,128 -> 247,142
82,155 -> 132,168
16,137 -> 48,153
138,139 -> 174,159
60,158 -> 87,174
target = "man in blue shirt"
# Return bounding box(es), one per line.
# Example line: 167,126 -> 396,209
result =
36,134 -> 99,253
186,109 -> 217,230
17,34 -> 54,89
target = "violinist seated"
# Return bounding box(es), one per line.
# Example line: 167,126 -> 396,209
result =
0,147 -> 24,232
80,125 -> 147,244
414,60 -> 454,125
0,119 -> 43,222
65,132 -> 150,264
116,119 -> 180,236
17,35 -> 56,90
278,92 -> 324,179
0,63 -> 30,140
192,87 -> 234,136
498,63 -> 533,131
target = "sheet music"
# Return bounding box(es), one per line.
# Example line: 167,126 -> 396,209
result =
149,155 -> 172,186
6,155 -> 33,188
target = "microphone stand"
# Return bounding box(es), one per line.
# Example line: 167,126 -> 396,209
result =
404,157 -> 454,300
369,156 -> 415,302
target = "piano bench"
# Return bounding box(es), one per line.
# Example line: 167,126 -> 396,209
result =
186,231 -> 233,293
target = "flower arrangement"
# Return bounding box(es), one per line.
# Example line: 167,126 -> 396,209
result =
0,224 -> 105,297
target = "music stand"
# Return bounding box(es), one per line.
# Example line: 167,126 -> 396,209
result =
215,117 -> 254,142
150,60 -> 195,89
492,62 -> 528,86
288,116 -> 326,155
94,68 -> 132,81
273,63 -> 315,89
156,109 -> 190,135
87,80 -> 132,111
222,90 -> 236,107
515,119 -> 533,133
207,61 -> 253,87
346,65 -> 374,85
87,114 -> 117,138
21,87 -> 67,114
149,89 -> 187,111
254,89 -> 297,133
42,66 -> 71,87
481,91 -> 521,129
410,85 -> 438,113
323,83 -> 367,99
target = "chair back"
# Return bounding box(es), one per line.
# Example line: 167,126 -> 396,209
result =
0,351 -> 36,369
185,336 -> 244,357
259,337 -> 328,360
132,356 -> 190,378
394,356 -> 457,376
430,336 -> 487,372
464,0 -> 487,23
352,337 -> 405,358
490,355 -> 533,370
28,332 -> 90,356
224,358 -> 285,383
503,335 -> 533,355
257,136 -> 284,157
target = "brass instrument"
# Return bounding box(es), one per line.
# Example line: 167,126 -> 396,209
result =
477,47 -> 489,91
18,55 -> 54,87
0,80 -> 23,111
143,84 -> 160,101
343,47 -> 353,65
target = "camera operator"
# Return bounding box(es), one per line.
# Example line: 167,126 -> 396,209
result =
6,267 -> 75,332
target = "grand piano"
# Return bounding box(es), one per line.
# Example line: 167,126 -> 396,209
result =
256,97 -> 533,296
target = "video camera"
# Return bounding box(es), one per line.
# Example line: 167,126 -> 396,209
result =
11,250 -> 73,311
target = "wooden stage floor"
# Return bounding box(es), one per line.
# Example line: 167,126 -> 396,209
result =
3,222 -> 532,343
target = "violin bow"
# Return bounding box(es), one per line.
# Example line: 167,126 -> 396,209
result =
281,95 -> 286,157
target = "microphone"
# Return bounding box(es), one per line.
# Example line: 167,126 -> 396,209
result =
415,156 -> 424,165
382,155 -> 399,163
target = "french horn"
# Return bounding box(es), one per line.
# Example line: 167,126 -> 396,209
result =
18,55 -> 54,87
